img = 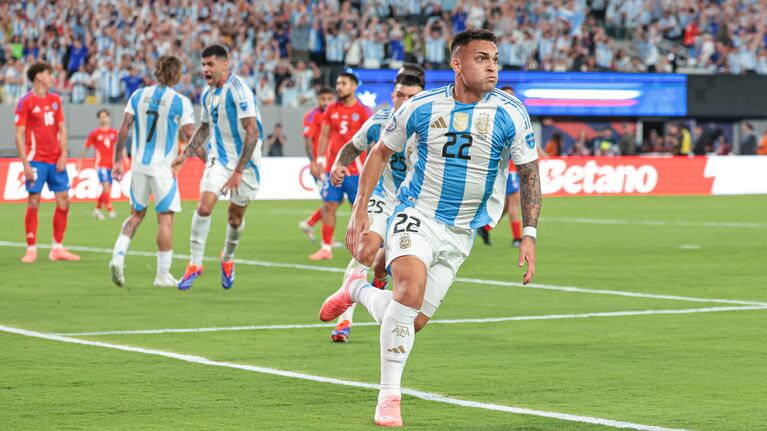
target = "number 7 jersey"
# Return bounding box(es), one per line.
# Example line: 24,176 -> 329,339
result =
381,85 -> 538,230
124,85 -> 195,177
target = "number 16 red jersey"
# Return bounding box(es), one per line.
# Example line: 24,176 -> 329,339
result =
14,92 -> 64,164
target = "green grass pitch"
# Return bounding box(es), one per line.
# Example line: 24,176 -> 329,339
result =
1,195 -> 766,430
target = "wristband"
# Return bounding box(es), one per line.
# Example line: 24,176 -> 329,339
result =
316,156 -> 326,165
522,226 -> 537,239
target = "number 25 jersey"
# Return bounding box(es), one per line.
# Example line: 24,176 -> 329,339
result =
381,85 -> 538,230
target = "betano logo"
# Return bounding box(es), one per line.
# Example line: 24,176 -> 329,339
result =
540,160 -> 658,195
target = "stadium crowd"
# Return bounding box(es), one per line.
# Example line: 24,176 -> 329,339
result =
3,0 -> 767,106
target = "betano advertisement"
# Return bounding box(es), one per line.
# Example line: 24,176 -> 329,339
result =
0,156 -> 765,203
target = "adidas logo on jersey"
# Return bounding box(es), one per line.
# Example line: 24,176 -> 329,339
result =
387,345 -> 406,354
32,106 -> 42,114
430,117 -> 447,129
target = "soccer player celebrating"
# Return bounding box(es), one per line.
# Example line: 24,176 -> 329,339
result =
108,56 -> 195,288
320,30 -> 541,426
298,85 -> 335,242
326,72 -> 424,342
77,109 -> 119,220
15,62 -> 80,263
173,45 -> 263,291
309,71 -> 371,261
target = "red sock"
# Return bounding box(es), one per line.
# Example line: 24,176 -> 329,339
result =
511,220 -> 522,240
307,208 -> 322,227
102,190 -> 112,211
483,224 -> 492,232
321,224 -> 334,246
25,207 -> 38,246
96,192 -> 103,209
53,207 -> 69,244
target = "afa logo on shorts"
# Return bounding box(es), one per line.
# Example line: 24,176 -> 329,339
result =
525,132 -> 535,149
399,234 -> 411,249
239,101 -> 248,111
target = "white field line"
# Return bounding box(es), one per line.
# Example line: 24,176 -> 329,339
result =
57,305 -> 767,337
271,208 -> 767,229
2,241 -> 765,307
0,324 -> 689,431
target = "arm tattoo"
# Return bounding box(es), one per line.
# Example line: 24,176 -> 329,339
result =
114,114 -> 133,165
517,160 -> 542,229
335,143 -> 364,167
234,117 -> 259,173
183,122 -> 210,158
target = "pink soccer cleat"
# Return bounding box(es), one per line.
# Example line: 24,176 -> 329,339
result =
374,396 -> 403,427
318,271 -> 366,322
21,249 -> 37,263
49,248 -> 81,261
309,248 -> 333,261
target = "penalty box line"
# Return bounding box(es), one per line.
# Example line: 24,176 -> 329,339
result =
1,241 -> 764,307
57,305 -> 767,337
0,324 -> 689,431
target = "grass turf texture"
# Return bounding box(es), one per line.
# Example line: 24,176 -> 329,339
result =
1,195 -> 766,430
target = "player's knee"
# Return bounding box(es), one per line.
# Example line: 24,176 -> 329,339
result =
356,247 -> 376,267
228,214 -> 242,228
392,281 -> 425,309
196,205 -> 213,217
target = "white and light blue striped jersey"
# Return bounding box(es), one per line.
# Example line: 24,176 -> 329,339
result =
381,85 -> 538,230
124,85 -> 195,177
200,74 -> 263,181
351,106 -> 415,202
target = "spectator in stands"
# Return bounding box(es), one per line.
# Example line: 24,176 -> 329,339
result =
545,133 -> 562,156
257,75 -> 276,106
568,130 -> 593,156
424,20 -> 449,69
66,38 -> 88,77
618,123 -> 637,155
641,129 -> 661,153
279,78 -> 300,107
3,58 -> 24,103
69,64 -> 91,104
739,123 -> 757,155
757,130 -> 767,155
120,65 -> 142,101
267,122 -> 287,157
95,59 -> 122,104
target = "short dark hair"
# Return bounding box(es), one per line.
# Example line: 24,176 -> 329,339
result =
399,63 -> 425,80
202,44 -> 228,59
96,109 -> 110,118
338,71 -> 360,85
395,72 -> 424,89
27,62 -> 53,83
501,85 -> 514,94
316,84 -> 334,96
450,29 -> 497,57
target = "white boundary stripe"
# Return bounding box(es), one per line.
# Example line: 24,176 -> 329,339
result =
2,241 -> 764,307
57,305 -> 767,337
541,217 -> 767,229
0,324 -> 688,431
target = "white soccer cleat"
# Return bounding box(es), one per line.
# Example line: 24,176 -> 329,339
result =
298,220 -> 316,242
108,210 -> 117,219
109,260 -> 125,287
153,273 -> 179,288
92,208 -> 105,220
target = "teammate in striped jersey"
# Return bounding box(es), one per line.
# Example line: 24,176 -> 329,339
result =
172,45 -> 263,291
320,30 -> 542,426
109,56 -> 196,288
325,71 -> 424,343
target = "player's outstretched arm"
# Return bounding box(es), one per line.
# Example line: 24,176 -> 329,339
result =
112,113 -> 134,181
222,117 -> 259,194
346,141 -> 393,255
517,160 -> 542,285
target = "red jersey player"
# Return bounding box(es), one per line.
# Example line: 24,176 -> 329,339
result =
77,109 -> 119,220
14,63 -> 80,263
310,71 -> 371,260
298,85 -> 335,243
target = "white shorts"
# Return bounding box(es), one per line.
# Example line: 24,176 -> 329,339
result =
367,193 -> 394,240
384,205 -> 474,318
200,161 -> 260,207
130,172 -> 181,213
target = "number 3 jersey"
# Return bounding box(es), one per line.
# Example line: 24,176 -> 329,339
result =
200,74 -> 264,180
381,85 -> 538,230
351,106 -> 416,202
125,85 -> 195,177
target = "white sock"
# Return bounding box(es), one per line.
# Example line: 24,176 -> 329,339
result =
344,257 -> 369,278
321,243 -> 332,252
222,222 -> 244,261
379,300 -> 418,401
354,284 -> 393,324
112,234 -> 131,265
189,212 -> 211,266
52,241 -> 63,250
157,250 -> 173,276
